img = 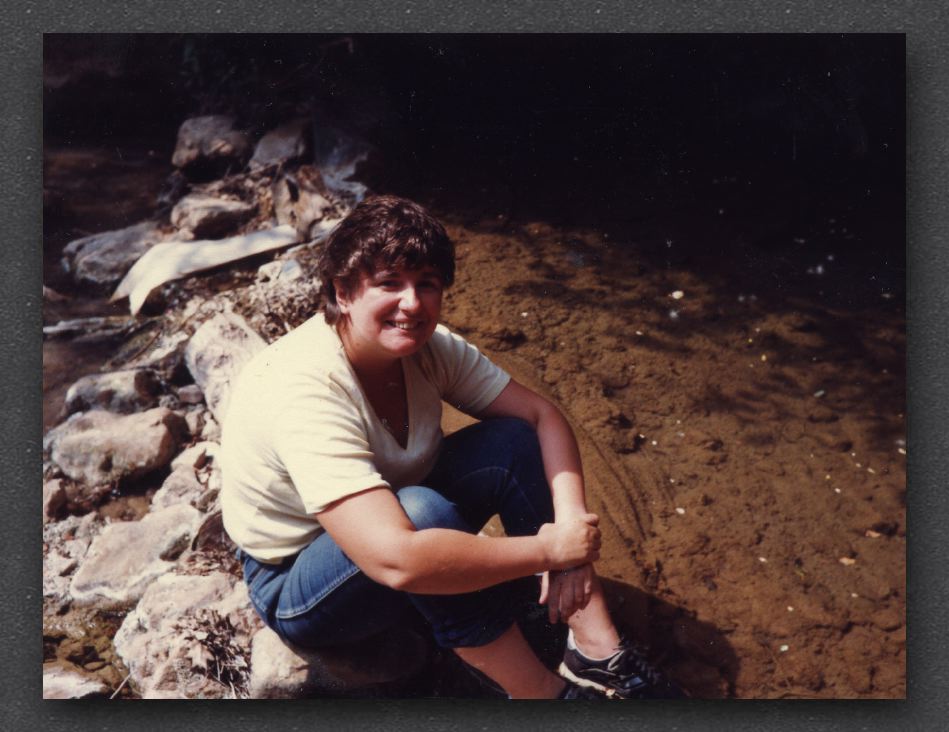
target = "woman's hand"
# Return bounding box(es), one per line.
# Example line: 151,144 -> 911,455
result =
537,513 -> 600,569
539,563 -> 595,623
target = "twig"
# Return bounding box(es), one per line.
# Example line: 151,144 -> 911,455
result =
110,672 -> 131,699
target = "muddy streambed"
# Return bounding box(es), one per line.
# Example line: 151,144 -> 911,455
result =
43,144 -> 905,698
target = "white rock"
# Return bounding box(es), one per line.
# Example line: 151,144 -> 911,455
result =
61,221 -> 165,290
43,513 -> 104,603
43,664 -> 110,698
69,503 -> 203,606
172,115 -> 251,173
63,368 -> 161,416
46,407 -> 187,487
272,165 -> 338,239
151,467 -> 206,512
177,384 -> 205,405
171,193 -> 256,239
249,118 -> 312,170
171,441 -> 218,472
248,624 -> 429,699
113,571 -> 261,699
185,311 -> 266,424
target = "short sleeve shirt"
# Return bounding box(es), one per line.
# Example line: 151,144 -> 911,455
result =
220,316 -> 510,563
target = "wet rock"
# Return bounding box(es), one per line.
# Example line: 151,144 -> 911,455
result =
172,115 -> 251,179
113,571 -> 261,699
43,663 -> 110,698
151,467 -> 205,512
69,503 -> 203,607
248,624 -> 430,698
43,478 -> 67,523
44,513 -> 104,607
45,407 -> 188,487
184,311 -> 267,424
61,221 -> 165,291
272,165 -> 340,239
170,193 -> 257,239
63,368 -> 162,416
249,118 -> 313,170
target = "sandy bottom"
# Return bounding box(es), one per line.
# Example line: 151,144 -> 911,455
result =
43,146 -> 905,698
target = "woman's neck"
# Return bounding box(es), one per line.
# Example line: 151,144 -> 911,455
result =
337,323 -> 401,385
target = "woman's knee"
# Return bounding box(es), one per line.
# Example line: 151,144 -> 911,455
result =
396,486 -> 471,532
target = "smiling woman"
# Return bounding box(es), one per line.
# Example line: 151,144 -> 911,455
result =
219,194 -> 684,699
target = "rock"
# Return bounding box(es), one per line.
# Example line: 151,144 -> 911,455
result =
151,467 -> 206,512
63,368 -> 162,416
46,407 -> 187,487
170,193 -> 257,239
201,413 -> 222,442
171,441 -> 217,472
43,478 -> 67,523
184,311 -> 266,424
248,624 -> 430,698
113,571 -> 261,698
172,115 -> 251,178
43,663 -> 110,698
177,384 -> 205,405
257,258 -> 304,283
272,165 -> 340,239
43,513 -> 103,605
184,407 -> 207,437
69,503 -> 203,606
249,118 -> 313,170
124,329 -> 191,380
61,221 -> 165,291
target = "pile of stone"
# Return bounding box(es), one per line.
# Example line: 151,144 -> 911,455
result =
43,114 -> 429,698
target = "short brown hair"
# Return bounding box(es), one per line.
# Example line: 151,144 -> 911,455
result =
317,195 -> 455,325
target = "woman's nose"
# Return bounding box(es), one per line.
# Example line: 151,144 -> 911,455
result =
399,286 -> 421,310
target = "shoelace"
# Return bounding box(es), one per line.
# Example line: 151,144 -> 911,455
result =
607,640 -> 667,688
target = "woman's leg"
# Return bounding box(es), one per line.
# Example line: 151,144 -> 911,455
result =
426,417 -> 622,658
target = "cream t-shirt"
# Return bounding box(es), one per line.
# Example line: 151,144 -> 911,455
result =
220,316 -> 511,563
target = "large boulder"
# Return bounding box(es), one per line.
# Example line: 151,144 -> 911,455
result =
45,407 -> 187,487
172,115 -> 251,179
113,571 -> 261,699
184,311 -> 266,424
249,118 -> 313,170
248,625 -> 430,699
63,368 -> 162,416
170,193 -> 257,239
61,221 -> 165,291
69,503 -> 203,607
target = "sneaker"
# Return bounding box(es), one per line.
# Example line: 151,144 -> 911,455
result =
559,637 -> 687,699
557,679 -> 610,700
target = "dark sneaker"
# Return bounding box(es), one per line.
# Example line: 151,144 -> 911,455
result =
559,638 -> 687,699
557,679 -> 610,700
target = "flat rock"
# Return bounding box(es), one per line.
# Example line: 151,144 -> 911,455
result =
113,571 -> 261,698
248,624 -> 430,698
46,407 -> 187,487
172,115 -> 251,177
249,118 -> 312,170
170,193 -> 257,239
61,221 -> 165,291
63,368 -> 162,416
43,664 -> 111,699
69,503 -> 203,607
184,311 -> 266,424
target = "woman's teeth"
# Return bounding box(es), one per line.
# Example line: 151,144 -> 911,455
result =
389,321 -> 419,330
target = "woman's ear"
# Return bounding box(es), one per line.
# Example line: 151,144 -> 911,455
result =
333,278 -> 351,313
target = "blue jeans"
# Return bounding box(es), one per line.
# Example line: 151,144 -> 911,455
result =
239,418 -> 554,649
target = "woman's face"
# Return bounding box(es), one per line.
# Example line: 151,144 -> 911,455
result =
335,265 -> 444,366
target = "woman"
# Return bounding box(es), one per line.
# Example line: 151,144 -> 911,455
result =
221,195 -> 682,699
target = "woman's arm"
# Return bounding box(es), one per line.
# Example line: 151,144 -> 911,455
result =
475,379 -> 589,521
316,486 -> 600,594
